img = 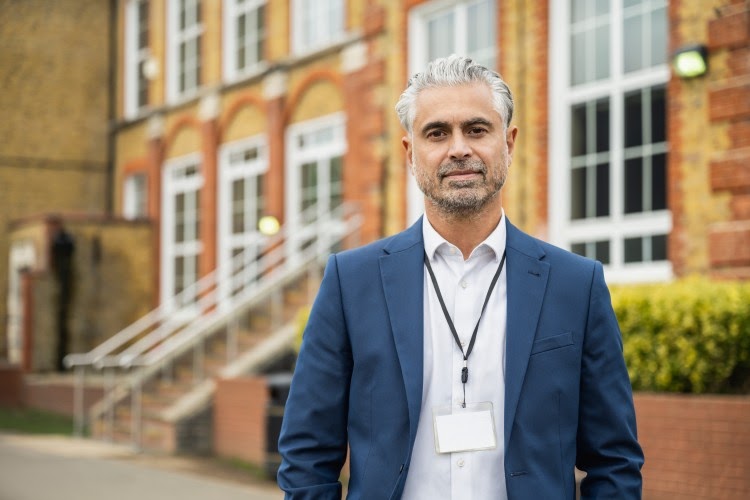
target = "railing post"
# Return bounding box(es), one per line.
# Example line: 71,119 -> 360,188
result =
131,373 -> 142,451
106,368 -> 116,442
73,365 -> 86,437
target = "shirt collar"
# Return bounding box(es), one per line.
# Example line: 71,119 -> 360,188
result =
422,209 -> 507,263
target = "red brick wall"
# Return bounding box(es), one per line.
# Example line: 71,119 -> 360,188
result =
635,393 -> 750,499
23,378 -> 103,417
213,376 -> 269,465
0,363 -> 23,407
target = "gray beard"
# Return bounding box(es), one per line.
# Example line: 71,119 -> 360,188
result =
418,159 -> 505,218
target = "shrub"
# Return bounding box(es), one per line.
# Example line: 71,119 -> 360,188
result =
611,277 -> 750,394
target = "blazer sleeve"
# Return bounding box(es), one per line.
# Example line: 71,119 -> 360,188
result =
277,254 -> 352,499
576,261 -> 644,498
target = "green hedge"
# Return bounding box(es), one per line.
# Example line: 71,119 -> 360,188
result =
611,277 -> 750,394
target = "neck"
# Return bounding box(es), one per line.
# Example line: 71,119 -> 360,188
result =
425,199 -> 503,260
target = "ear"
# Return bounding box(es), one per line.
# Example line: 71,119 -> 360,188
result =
506,126 -> 518,159
402,135 -> 414,173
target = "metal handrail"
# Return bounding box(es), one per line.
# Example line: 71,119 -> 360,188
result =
62,201 -> 324,371
68,202 -> 363,442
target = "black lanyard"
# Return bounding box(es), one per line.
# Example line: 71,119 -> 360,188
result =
424,249 -> 507,407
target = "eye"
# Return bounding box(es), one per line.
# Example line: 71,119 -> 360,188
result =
468,127 -> 487,136
426,129 -> 447,140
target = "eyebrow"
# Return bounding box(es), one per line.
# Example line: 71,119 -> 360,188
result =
420,117 -> 495,136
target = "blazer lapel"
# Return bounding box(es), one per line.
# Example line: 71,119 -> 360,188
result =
379,218 -> 425,448
504,219 -> 550,449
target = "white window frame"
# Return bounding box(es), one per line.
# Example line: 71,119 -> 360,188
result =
124,0 -> 150,118
291,0 -> 345,56
123,173 -> 148,220
285,113 -> 347,262
161,153 -> 204,313
406,0 -> 498,225
549,0 -> 672,283
217,135 -> 269,308
166,0 -> 204,103
223,0 -> 267,82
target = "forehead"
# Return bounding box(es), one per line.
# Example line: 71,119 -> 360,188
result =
412,82 -> 501,127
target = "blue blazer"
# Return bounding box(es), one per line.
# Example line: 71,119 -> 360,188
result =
278,217 -> 643,499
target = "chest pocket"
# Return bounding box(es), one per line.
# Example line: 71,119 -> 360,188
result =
530,331 -> 574,355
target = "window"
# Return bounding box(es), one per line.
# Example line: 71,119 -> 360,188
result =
125,0 -> 150,117
550,0 -> 670,283
162,155 -> 203,310
286,114 -> 346,261
406,0 -> 497,223
218,136 -> 268,306
123,173 -> 148,219
291,0 -> 345,55
223,0 -> 266,81
167,0 -> 203,102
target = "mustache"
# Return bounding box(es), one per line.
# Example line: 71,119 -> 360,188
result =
438,160 -> 487,178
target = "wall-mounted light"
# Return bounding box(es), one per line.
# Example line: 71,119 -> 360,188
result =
258,215 -> 281,236
672,44 -> 708,79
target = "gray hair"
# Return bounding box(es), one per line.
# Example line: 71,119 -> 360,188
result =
395,54 -> 514,134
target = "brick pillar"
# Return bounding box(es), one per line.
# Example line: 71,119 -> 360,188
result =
20,269 -> 34,372
707,4 -> 750,279
147,116 -> 166,306
342,41 -> 386,245
199,94 -> 220,280
264,71 -> 288,224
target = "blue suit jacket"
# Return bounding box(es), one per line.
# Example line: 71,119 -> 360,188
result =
278,217 -> 643,499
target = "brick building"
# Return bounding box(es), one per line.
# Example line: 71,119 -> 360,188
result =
0,0 -> 115,364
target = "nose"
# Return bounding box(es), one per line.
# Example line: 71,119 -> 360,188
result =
448,134 -> 472,160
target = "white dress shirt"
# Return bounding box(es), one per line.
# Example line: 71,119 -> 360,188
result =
402,214 -> 508,500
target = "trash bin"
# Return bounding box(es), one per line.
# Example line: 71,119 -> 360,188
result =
265,372 -> 294,479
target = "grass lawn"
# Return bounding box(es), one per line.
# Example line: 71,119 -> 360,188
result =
0,407 -> 74,435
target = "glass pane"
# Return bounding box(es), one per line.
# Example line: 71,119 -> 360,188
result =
571,104 -> 587,156
428,12 -> 455,61
652,153 -> 667,211
652,234 -> 667,261
256,173 -> 265,223
468,0 -> 493,53
595,99 -> 609,153
330,156 -> 343,209
595,0 -> 609,16
624,90 -> 643,148
624,0 -> 641,7
624,237 -> 643,263
571,32 -> 586,86
651,85 -> 667,143
571,0 -> 588,23
624,16 -> 643,73
624,158 -> 643,213
594,25 -> 609,80
571,242 -> 586,256
596,163 -> 610,217
232,179 -> 244,234
651,7 -> 668,67
595,240 -> 610,264
571,167 -> 587,219
174,256 -> 185,295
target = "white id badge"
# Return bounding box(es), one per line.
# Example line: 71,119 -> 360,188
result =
432,402 -> 497,454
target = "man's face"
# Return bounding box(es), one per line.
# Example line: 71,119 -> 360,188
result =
403,82 -> 517,218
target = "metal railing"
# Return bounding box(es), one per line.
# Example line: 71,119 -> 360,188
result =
64,202 -> 363,445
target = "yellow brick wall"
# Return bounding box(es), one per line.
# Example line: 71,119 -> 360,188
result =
0,0 -> 113,357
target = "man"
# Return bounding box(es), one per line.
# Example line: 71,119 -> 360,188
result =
277,55 -> 643,499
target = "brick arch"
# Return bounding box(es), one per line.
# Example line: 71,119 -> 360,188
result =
283,69 -> 345,125
218,93 -> 267,142
162,115 -> 203,160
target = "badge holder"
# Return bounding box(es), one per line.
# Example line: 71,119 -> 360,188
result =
432,401 -> 497,454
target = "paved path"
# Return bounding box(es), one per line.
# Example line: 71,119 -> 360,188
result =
0,433 -> 283,500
